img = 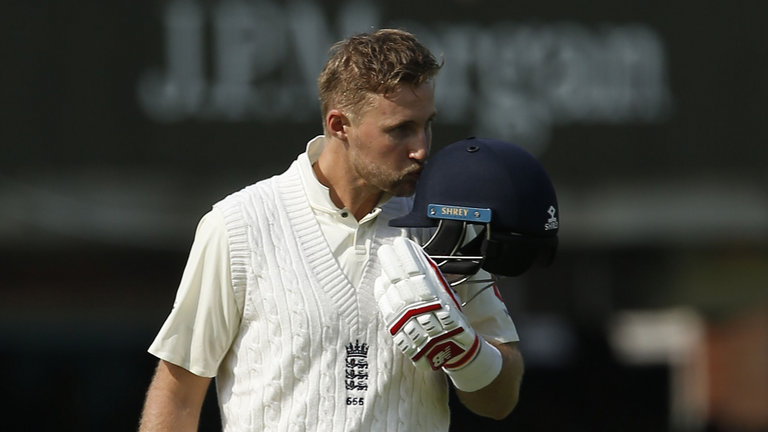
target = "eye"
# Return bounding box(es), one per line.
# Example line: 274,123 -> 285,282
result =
388,123 -> 414,138
387,117 -> 435,139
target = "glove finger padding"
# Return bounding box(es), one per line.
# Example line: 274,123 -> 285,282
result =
378,237 -> 424,282
376,238 -> 503,391
377,237 -> 439,303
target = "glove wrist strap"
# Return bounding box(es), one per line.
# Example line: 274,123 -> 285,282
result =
444,338 -> 502,392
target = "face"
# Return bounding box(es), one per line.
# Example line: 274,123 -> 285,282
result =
344,82 -> 436,197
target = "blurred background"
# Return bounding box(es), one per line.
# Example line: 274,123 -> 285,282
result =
2,1 -> 767,431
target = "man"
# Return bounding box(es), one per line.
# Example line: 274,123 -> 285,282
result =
139,28 -> 523,431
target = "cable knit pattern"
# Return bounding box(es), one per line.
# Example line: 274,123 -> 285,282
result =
213,161 -> 450,431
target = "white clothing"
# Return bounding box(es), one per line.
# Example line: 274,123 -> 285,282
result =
148,137 -> 519,431
298,136 -> 389,287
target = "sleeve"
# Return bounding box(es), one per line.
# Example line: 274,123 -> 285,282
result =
454,270 -> 520,345
147,208 -> 242,377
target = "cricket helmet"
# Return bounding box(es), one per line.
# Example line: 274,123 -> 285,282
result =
390,137 -> 559,277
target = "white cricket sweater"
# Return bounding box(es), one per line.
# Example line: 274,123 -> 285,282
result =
212,160 -> 450,431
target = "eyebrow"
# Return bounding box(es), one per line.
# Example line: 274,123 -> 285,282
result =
386,112 -> 437,130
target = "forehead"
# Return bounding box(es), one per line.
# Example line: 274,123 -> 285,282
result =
358,82 -> 436,123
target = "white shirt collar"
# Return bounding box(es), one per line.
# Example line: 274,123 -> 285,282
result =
297,135 -> 389,220
297,136 -> 340,214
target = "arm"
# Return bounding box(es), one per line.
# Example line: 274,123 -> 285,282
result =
141,209 -> 239,430
454,341 -> 523,420
139,360 -> 212,432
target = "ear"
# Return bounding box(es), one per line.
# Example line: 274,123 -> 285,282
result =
326,109 -> 350,140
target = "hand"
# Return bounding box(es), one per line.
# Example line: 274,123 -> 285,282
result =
375,237 -> 502,392
375,237 -> 474,371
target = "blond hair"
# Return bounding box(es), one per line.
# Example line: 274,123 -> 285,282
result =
317,29 -> 442,127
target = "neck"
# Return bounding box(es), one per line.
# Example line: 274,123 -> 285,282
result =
313,147 -> 382,221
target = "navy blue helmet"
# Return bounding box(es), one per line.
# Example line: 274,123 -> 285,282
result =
390,137 -> 559,277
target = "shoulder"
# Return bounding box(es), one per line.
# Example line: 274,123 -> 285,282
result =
216,161 -> 304,209
193,207 -> 229,245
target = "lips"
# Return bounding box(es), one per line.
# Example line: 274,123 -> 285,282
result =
405,170 -> 422,181
406,165 -> 423,177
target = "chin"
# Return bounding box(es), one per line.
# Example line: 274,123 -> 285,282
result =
389,183 -> 418,197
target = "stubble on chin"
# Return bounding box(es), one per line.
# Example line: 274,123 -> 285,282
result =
387,167 -> 422,197
350,149 -> 422,197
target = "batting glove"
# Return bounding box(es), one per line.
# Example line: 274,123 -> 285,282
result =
375,237 -> 503,392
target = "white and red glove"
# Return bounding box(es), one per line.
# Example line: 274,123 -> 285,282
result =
375,237 -> 502,392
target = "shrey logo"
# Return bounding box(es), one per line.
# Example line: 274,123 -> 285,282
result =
545,205 -> 559,231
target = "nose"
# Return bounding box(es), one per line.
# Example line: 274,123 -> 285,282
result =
408,132 -> 430,162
